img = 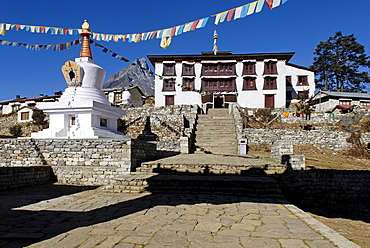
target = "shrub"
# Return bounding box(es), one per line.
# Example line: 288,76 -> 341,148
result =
32,110 -> 48,128
9,124 -> 23,137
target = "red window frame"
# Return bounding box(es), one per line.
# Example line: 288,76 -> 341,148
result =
163,64 -> 176,76
263,77 -> 277,90
202,78 -> 235,91
202,63 -> 235,76
182,78 -> 195,91
243,77 -> 256,90
297,76 -> 308,86
264,61 -> 277,74
162,78 -> 176,91
182,64 -> 195,76
243,62 -> 256,75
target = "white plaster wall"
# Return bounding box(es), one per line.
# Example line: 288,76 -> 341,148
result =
285,65 -> 315,97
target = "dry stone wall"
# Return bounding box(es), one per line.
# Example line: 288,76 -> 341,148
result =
244,128 -> 370,151
277,169 -> 370,203
0,138 -> 157,186
121,105 -> 198,142
0,166 -> 54,190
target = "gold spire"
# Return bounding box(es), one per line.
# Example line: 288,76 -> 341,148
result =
79,20 -> 93,59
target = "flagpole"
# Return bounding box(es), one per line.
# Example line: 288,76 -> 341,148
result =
213,30 -> 218,55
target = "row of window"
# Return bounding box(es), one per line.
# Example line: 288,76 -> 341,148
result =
162,76 -> 308,91
163,61 -> 278,77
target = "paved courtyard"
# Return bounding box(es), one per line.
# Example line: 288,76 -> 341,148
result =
0,184 -> 359,248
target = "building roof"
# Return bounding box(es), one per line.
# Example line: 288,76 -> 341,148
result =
102,85 -> 145,96
16,106 -> 42,112
0,94 -> 61,105
317,91 -> 370,100
148,52 -> 296,65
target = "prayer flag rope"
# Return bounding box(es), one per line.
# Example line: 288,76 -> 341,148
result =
0,38 -> 82,51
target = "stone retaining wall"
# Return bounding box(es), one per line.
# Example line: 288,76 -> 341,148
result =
121,105 -> 198,142
0,138 -> 158,186
276,169 -> 370,203
244,128 -> 370,151
0,166 -> 54,190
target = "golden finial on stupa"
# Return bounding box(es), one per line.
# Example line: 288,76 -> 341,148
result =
79,19 -> 93,59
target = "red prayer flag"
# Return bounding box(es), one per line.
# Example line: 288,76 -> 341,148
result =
265,0 -> 273,9
190,20 -> 199,31
227,9 -> 235,21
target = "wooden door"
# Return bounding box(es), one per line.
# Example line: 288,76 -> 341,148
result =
165,95 -> 174,106
264,94 -> 275,108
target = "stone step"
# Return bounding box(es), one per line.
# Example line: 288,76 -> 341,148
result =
102,172 -> 284,198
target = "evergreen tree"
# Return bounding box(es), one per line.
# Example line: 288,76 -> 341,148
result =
310,31 -> 370,92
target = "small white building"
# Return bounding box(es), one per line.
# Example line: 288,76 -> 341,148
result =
312,91 -> 370,113
148,52 -> 315,109
103,86 -> 145,107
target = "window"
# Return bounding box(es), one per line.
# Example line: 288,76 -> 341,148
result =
339,99 -> 351,106
162,78 -> 176,91
71,116 -> 76,126
202,79 -> 235,91
114,92 -> 122,102
243,62 -> 256,75
202,63 -> 235,76
297,76 -> 308,86
21,112 -> 29,120
243,77 -> 256,90
163,64 -> 176,76
264,61 -> 277,74
360,101 -> 370,107
100,118 -> 108,127
182,78 -> 195,91
182,64 -> 194,76
263,77 -> 277,89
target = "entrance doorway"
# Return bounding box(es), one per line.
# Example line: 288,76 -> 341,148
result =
264,94 -> 275,108
165,95 -> 174,106
214,95 -> 223,108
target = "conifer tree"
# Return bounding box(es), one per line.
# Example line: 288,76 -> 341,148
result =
310,31 -> 370,92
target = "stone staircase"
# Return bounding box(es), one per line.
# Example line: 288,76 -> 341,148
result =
194,108 -> 238,155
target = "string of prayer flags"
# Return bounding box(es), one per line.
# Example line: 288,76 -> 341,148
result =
0,22 -> 81,37
0,0 -> 288,49
266,0 -> 286,9
0,38 -> 82,51
89,39 -> 157,77
214,0 -> 270,25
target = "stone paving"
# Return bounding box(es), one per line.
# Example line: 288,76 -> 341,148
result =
0,184 -> 359,248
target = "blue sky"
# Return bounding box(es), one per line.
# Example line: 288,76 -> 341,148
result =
1,0 -> 369,101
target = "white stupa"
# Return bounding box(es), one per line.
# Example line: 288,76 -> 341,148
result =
31,20 -> 128,139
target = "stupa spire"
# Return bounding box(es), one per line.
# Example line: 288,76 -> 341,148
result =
79,20 -> 93,59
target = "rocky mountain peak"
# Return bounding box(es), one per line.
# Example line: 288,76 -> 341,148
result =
103,57 -> 154,96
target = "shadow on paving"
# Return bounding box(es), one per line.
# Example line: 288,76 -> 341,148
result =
0,172 -> 287,248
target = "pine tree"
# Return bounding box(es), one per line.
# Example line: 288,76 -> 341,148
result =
310,31 -> 370,92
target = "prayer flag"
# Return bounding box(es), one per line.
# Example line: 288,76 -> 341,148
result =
256,0 -> 264,13
247,1 -> 257,15
282,0 -> 288,4
227,9 -> 235,21
219,11 -> 228,23
266,0 -> 273,9
273,0 -> 281,8
234,6 -> 243,20
190,20 -> 199,30
240,5 -> 249,18
0,24 -> 5,36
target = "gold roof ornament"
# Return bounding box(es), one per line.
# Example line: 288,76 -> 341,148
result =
79,20 -> 93,59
